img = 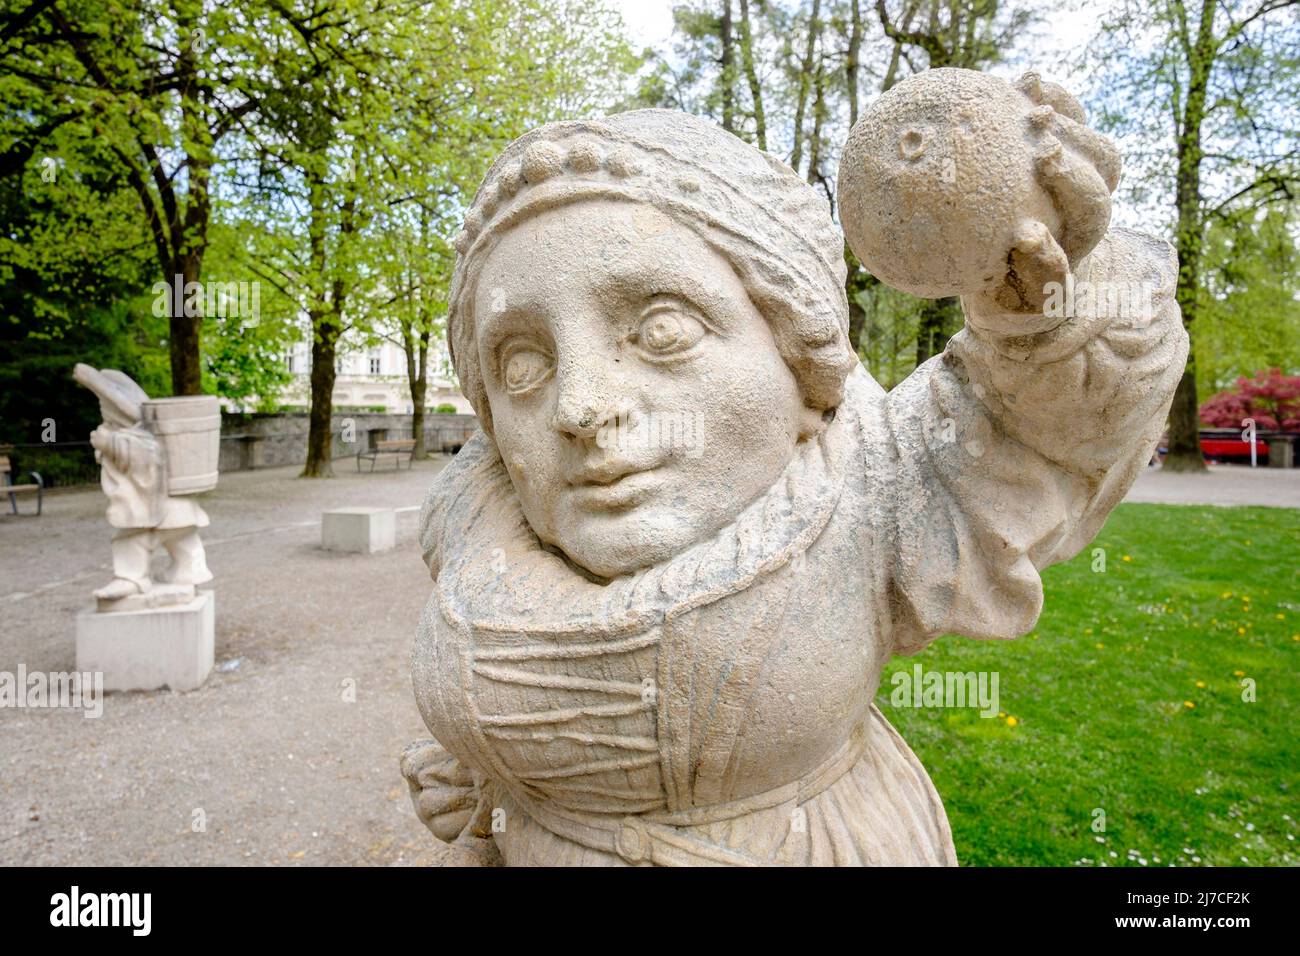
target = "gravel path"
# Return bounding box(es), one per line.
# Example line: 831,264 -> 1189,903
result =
1,458 -> 457,866
1126,463 -> 1300,508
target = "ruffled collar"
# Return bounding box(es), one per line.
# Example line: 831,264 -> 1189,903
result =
420,379 -> 864,640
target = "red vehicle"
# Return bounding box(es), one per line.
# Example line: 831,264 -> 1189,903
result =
1199,437 -> 1269,463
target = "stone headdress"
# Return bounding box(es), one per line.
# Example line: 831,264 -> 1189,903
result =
446,109 -> 858,434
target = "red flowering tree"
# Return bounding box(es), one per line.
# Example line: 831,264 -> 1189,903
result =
1200,369 -> 1300,431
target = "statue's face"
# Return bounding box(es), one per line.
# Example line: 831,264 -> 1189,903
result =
474,200 -> 812,579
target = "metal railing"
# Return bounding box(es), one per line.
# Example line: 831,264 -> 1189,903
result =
0,441 -> 99,488
3,420 -> 479,487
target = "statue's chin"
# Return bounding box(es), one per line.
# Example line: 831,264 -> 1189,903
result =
537,506 -> 716,582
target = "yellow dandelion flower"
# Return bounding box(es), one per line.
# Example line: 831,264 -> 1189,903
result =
1122,555 -> 1132,562
1095,642 -> 1105,649
1234,670 -> 1245,677
1006,716 -> 1019,727
1238,627 -> 1246,635
1195,680 -> 1206,688
1222,591 -> 1233,599
1277,614 -> 1285,620
1243,595 -> 1251,602
1184,701 -> 1195,709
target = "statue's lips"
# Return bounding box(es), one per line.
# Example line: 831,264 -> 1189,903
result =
566,467 -> 661,511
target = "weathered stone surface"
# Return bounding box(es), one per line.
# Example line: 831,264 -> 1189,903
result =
322,507 -> 396,554
403,70 -> 1188,866
76,590 -> 214,692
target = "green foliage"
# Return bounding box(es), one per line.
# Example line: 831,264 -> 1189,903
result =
635,0 -> 1039,372
198,220 -> 298,410
882,503 -> 1299,866
433,403 -> 458,414
6,446 -> 99,488
0,294 -> 169,444
1084,0 -> 1300,463
1,0 -> 640,438
1197,207 -> 1300,397
1085,0 -> 1300,235
0,116 -> 168,441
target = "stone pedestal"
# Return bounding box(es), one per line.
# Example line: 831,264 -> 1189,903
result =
76,590 -> 215,692
322,507 -> 395,553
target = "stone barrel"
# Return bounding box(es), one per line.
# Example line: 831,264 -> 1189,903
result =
141,396 -> 221,495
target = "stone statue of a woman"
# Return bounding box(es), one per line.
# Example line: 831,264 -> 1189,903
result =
402,69 -> 1188,866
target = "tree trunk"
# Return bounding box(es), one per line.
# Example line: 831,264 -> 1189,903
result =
915,296 -> 959,365
845,250 -> 876,359
846,0 -> 863,126
405,322 -> 431,460
1163,0 -> 1214,473
720,0 -> 736,133
410,392 -> 427,459
807,59 -> 828,194
738,0 -> 766,149
168,7 -> 209,396
168,252 -> 205,395
301,173 -> 337,478
302,314 -> 338,477
790,0 -> 821,173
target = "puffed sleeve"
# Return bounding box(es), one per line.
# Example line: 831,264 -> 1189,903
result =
885,228 -> 1189,655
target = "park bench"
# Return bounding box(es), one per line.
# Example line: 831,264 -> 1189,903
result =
1,454 -> 44,515
356,438 -> 415,472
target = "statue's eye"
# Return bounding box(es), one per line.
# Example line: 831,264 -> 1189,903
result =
501,344 -> 553,394
633,304 -> 706,359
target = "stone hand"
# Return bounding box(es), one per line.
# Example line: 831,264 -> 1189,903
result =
1016,71 -> 1120,268
968,74 -> 1122,324
400,738 -> 478,843
986,218 -> 1071,316
89,426 -> 123,466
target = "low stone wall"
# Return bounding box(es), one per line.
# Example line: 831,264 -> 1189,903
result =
219,412 -> 478,471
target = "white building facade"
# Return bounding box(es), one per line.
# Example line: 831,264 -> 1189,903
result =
279,332 -> 473,414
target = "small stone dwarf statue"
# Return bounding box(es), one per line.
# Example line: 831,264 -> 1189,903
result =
74,364 -> 212,607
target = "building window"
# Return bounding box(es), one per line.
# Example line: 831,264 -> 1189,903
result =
285,353 -> 296,373
369,355 -> 381,375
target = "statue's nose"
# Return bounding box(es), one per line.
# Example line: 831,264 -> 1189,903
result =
550,357 -> 627,441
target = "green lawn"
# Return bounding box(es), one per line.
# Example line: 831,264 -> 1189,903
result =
877,503 -> 1299,867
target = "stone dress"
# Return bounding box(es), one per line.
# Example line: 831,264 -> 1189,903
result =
411,227 -> 1188,866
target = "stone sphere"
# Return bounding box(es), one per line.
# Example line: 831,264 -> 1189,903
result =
837,68 -> 1037,299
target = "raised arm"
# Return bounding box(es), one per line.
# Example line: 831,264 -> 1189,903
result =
886,226 -> 1186,654
839,70 -> 1188,655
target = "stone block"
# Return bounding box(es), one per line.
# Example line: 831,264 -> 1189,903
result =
76,590 -> 214,692
322,507 -> 395,554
